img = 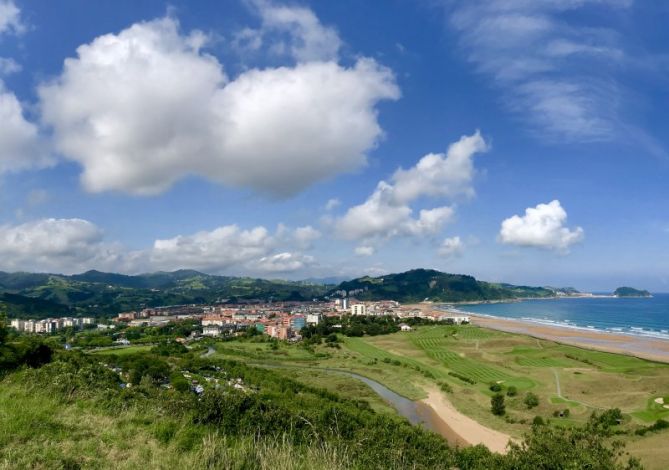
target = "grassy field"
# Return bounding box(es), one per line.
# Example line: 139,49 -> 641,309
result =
209,325 -> 669,468
89,345 -> 154,356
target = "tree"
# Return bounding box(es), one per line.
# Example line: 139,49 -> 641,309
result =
524,392 -> 539,409
0,306 -> 8,344
489,382 -> 502,392
506,386 -> 518,397
491,393 -> 506,416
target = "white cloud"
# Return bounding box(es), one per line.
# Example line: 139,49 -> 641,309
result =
447,0 -> 631,142
0,83 -> 50,173
334,131 -> 487,247
250,252 -> 315,273
438,236 -> 464,257
0,218 -> 319,275
391,130 -> 489,203
244,0 -> 342,62
149,225 -> 274,272
0,0 -> 24,36
354,245 -> 375,256
499,200 -> 584,252
325,198 -> 341,211
0,218 -> 121,273
0,57 -> 20,75
293,225 -> 321,249
39,14 -> 399,197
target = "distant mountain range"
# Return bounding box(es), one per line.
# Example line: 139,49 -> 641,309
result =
0,268 -> 581,319
0,270 -> 328,318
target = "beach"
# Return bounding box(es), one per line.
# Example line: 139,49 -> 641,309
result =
467,313 -> 669,364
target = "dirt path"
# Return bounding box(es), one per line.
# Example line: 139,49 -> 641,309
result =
421,387 -> 515,454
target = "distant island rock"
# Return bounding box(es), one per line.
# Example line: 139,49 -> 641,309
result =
614,287 -> 651,298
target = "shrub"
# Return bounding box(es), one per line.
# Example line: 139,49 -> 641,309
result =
489,382 -> 502,392
532,416 -> 544,426
491,394 -> 505,416
506,386 -> 518,397
448,371 -> 476,384
524,392 -> 539,409
439,381 -> 453,393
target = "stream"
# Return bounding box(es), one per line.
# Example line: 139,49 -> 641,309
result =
258,364 -> 464,446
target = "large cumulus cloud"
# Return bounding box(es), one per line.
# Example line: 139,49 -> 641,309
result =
39,15 -> 399,197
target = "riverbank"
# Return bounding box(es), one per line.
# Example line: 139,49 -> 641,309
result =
465,313 -> 669,364
420,387 -> 514,454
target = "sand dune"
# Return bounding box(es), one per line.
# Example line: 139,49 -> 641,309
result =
421,387 -> 514,454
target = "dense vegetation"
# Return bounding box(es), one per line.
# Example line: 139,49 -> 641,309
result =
0,270 -> 329,318
331,269 -> 573,303
301,315 -> 441,339
0,336 -> 643,469
614,287 -> 651,298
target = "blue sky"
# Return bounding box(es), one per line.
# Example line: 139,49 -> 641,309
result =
0,0 -> 667,291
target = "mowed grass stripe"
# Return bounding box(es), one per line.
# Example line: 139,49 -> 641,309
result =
343,337 -> 448,379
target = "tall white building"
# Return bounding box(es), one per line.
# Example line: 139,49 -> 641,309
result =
350,304 -> 367,316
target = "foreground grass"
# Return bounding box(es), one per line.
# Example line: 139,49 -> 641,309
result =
0,370 -> 380,470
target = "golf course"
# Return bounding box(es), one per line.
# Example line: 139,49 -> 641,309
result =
210,324 -> 669,468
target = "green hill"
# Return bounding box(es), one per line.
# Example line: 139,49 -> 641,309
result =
614,286 -> 651,298
0,270 -> 330,318
331,268 -> 565,303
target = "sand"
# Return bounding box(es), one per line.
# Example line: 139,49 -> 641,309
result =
420,387 -> 515,454
466,314 -> 669,364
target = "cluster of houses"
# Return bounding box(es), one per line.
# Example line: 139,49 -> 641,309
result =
113,299 -> 470,341
10,316 -> 96,333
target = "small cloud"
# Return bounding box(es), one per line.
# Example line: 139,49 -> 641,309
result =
293,225 -> 321,249
0,57 -> 20,75
325,198 -> 341,211
0,0 -> 25,36
499,200 -> 583,253
354,245 -> 375,256
438,236 -> 463,258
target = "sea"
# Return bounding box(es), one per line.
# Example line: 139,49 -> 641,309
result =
453,294 -> 669,341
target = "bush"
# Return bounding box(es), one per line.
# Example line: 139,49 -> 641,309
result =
532,416 -> 545,426
448,371 -> 476,384
524,392 -> 539,409
439,381 -> 453,393
506,385 -> 518,397
593,408 -> 623,428
171,373 -> 190,392
635,419 -> 669,436
489,382 -> 502,392
491,394 -> 505,416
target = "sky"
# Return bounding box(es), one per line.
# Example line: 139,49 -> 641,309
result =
0,0 -> 668,291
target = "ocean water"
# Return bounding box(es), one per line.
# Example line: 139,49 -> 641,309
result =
455,294 -> 669,341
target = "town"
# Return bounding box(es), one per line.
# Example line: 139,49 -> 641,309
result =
8,299 -> 470,340
111,299 -> 470,340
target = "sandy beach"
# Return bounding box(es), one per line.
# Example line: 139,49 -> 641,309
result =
467,313 -> 669,364
420,387 -> 514,454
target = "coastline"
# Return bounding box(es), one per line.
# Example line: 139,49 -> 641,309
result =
462,312 -> 669,364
